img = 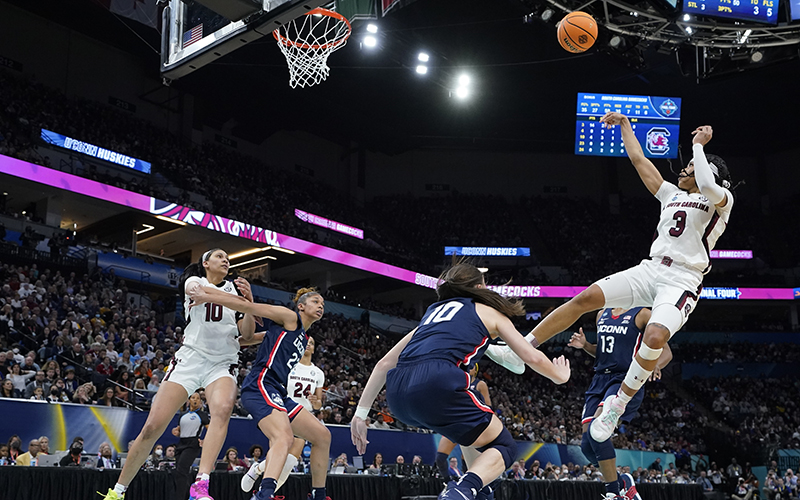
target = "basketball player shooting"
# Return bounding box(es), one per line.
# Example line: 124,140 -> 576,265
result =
487,113 -> 733,443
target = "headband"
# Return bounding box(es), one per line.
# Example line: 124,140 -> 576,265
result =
708,162 -> 731,189
202,250 -> 213,262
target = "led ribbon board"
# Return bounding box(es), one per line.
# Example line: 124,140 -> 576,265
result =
40,129 -> 151,174
444,247 -> 531,257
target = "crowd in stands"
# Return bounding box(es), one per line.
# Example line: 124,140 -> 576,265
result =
1,69 -> 796,298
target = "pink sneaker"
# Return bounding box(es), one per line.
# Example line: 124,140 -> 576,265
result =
189,479 -> 213,500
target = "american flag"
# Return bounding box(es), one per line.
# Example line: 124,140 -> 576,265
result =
183,24 -> 203,48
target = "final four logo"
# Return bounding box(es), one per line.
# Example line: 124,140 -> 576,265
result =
646,127 -> 671,156
659,99 -> 678,117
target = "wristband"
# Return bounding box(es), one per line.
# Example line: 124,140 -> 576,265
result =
354,406 -> 370,420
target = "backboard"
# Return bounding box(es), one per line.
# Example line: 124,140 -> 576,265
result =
160,0 -> 329,80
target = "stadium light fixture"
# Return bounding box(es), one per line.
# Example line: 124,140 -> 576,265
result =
455,86 -> 469,99
418,52 -> 430,62
458,74 -> 470,86
366,23 -> 378,33
364,35 -> 377,48
416,65 -> 428,74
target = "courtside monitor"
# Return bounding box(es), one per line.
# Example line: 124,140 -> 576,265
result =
792,0 -> 800,21
682,0 -> 779,24
575,92 -> 681,159
161,0 -> 328,80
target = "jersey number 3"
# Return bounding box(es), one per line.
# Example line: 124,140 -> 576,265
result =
669,210 -> 687,237
423,301 -> 465,325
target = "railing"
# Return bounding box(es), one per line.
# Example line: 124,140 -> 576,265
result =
0,242 -> 86,269
102,264 -> 151,284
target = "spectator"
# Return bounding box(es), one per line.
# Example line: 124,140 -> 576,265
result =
6,435 -> 22,464
526,460 -> 542,479
732,477 -> 755,500
0,444 -> 11,466
697,470 -> 713,492
649,458 -> 663,472
24,370 -> 50,399
247,445 -> 264,467
98,387 -> 117,406
395,455 -> 405,465
59,442 -> 83,467
29,386 -> 45,401
223,447 -> 246,471
97,442 -> 116,469
728,458 -> 743,480
7,364 -> 35,397
37,436 -> 50,456
370,453 -> 383,471
1,379 -> 15,398
785,469 -> 798,497
508,461 -> 525,480
14,438 -> 40,466
447,457 -> 462,479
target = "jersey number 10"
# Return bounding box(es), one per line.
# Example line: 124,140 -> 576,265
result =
423,302 -> 465,325
204,303 -> 223,322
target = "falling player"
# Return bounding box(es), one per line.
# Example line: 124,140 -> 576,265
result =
351,263 -> 570,500
488,118 -> 733,443
569,307 -> 671,500
241,337 -> 325,494
101,249 -> 257,500
189,287 -> 331,500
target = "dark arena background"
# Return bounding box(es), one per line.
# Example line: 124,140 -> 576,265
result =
0,0 -> 799,499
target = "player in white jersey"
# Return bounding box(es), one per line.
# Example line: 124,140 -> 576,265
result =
241,337 -> 324,493
488,116 -> 733,444
102,249 -> 257,500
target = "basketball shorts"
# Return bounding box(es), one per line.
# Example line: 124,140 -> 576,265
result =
386,360 -> 494,446
162,346 -> 238,395
594,257 -> 703,337
581,372 -> 645,425
241,380 -> 303,424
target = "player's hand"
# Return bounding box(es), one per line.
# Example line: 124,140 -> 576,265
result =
308,394 -> 319,405
350,416 -> 370,455
188,287 -> 210,308
600,112 -> 627,128
649,367 -> 662,381
171,426 -> 180,437
567,328 -> 586,349
691,125 -> 713,145
235,277 -> 254,302
550,355 -> 571,385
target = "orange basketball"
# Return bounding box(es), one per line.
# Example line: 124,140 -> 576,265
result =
557,11 -> 598,53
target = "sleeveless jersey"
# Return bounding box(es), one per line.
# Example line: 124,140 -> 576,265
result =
593,307 -> 645,374
287,362 -> 324,412
182,276 -> 241,364
398,298 -> 491,371
650,181 -> 733,274
242,312 -> 308,394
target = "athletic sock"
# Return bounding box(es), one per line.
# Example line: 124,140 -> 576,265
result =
259,478 -> 277,499
604,475 -> 621,495
112,483 -> 127,495
457,472 -> 484,495
616,390 -> 633,405
311,487 -> 328,500
196,473 -> 210,482
435,452 -> 449,476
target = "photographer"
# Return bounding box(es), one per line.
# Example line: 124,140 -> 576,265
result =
732,477 -> 755,500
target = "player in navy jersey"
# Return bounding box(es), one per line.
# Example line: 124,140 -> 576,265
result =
189,287 -> 331,500
351,263 -> 570,500
568,307 -> 671,500
435,364 -> 491,481
102,249 -> 257,500
488,120 -> 733,444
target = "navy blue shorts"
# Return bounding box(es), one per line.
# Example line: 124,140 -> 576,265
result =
581,372 -> 645,425
241,379 -> 303,424
386,360 -> 494,445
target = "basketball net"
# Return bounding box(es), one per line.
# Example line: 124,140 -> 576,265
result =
273,8 -> 352,88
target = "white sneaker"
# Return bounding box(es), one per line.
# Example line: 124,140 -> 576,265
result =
241,460 -> 265,492
590,395 -> 625,442
485,344 -> 525,375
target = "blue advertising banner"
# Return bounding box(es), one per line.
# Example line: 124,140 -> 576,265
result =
41,128 -> 151,174
444,247 -> 531,257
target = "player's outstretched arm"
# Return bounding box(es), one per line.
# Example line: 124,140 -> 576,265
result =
690,126 -> 729,207
600,112 -> 664,195
189,286 -> 297,328
351,329 -> 416,454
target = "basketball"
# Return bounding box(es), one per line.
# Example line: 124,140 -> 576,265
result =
557,11 -> 598,53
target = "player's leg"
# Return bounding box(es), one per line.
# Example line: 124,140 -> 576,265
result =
592,283 -> 693,442
254,411 -> 295,500
529,283 -> 607,344
102,381 -> 189,499
290,407 -> 331,500
189,370 -> 237,499
436,436 -> 458,478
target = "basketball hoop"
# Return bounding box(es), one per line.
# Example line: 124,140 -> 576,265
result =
273,8 -> 352,88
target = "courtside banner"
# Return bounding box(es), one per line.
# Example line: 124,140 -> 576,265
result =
41,128 -> 152,174
710,250 -> 753,259
0,155 -> 793,300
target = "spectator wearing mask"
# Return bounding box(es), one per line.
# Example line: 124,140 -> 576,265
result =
60,442 -> 83,467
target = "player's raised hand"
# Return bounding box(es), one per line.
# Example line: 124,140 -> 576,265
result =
649,367 -> 662,382
600,112 -> 627,128
350,416 -> 370,455
550,355 -> 571,384
567,328 -> 586,349
188,287 -> 211,309
691,125 -> 713,145
235,277 -> 254,302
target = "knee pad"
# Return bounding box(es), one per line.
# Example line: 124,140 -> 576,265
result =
477,428 -> 517,469
588,431 -> 616,462
637,342 -> 663,361
581,432 -> 598,465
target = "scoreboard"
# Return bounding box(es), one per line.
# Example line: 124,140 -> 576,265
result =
682,0 -> 779,24
575,92 -> 681,159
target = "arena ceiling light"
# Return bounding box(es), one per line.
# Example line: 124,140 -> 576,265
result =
366,23 -> 378,33
418,52 -> 430,62
363,35 -> 377,48
230,255 -> 277,268
228,247 -> 270,260
458,74 -> 471,86
416,65 -> 428,74
270,246 -> 296,255
135,224 -> 155,236
454,86 -> 469,99
155,215 -> 187,226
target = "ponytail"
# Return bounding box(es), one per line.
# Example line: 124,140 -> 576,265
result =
436,262 -> 525,318
179,248 -> 223,302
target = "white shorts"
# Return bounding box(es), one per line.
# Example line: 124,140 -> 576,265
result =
162,346 -> 238,395
594,257 -> 703,337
